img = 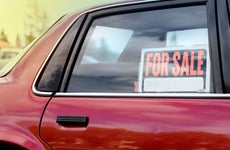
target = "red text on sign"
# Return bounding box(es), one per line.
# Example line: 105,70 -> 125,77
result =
145,50 -> 205,77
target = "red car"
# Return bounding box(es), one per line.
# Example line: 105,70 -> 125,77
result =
1,0 -> 230,149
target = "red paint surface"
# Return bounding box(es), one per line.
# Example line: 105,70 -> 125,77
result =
41,97 -> 230,149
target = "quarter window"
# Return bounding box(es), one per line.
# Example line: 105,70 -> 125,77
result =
67,5 -> 213,93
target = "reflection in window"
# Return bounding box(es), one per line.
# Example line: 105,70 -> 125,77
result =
82,26 -> 133,64
166,28 -> 208,47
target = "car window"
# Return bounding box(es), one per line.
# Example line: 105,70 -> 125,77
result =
36,15 -> 85,92
67,5 -> 213,93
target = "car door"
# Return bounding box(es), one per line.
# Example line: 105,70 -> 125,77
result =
37,0 -> 230,149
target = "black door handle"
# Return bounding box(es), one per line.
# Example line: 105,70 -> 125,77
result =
56,116 -> 89,127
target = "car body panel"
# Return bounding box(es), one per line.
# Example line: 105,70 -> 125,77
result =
0,124 -> 45,150
41,97 -> 230,149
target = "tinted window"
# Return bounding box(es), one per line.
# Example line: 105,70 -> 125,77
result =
67,5 -> 212,93
36,16 -> 84,92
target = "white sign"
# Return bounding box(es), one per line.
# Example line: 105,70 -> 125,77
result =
138,46 -> 210,93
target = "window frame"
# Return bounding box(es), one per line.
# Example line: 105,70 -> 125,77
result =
216,0 -> 230,93
33,14 -> 86,95
58,0 -> 222,96
33,0 -> 224,97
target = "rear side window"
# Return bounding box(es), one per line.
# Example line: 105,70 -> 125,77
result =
67,5 -> 212,93
36,15 -> 85,92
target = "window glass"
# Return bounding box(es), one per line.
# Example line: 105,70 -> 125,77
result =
36,16 -> 84,92
82,26 -> 133,64
67,5 -> 212,93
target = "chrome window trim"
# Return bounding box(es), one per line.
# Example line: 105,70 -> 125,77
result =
55,92 -> 230,98
32,85 -> 53,96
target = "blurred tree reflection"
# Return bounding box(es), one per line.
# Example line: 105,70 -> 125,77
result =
24,0 -> 48,45
0,30 -> 8,42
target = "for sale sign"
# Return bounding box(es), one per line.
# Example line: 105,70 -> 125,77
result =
138,46 -> 210,92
